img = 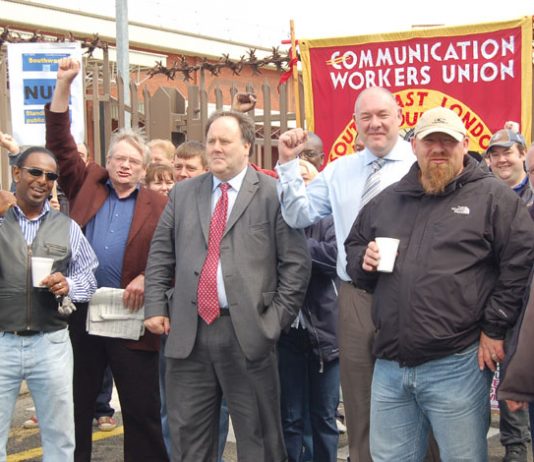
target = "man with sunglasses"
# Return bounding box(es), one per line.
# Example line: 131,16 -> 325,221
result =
0,146 -> 98,461
45,58 -> 168,462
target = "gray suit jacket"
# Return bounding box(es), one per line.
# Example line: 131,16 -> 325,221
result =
144,166 -> 311,361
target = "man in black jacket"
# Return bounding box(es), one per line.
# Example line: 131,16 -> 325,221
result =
486,128 -> 531,462
345,107 -> 534,462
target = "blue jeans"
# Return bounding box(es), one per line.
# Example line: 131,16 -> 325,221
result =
370,342 -> 492,462
159,334 -> 171,456
278,327 -> 340,462
217,399 -> 229,462
0,329 -> 74,461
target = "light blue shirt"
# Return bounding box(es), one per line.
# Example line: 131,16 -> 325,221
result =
211,165 -> 248,308
276,137 -> 416,281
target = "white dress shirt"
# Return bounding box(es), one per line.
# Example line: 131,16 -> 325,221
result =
211,165 -> 248,308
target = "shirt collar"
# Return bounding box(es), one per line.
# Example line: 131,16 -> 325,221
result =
212,165 -> 248,193
363,136 -> 407,166
105,179 -> 141,197
513,174 -> 529,192
13,200 -> 50,222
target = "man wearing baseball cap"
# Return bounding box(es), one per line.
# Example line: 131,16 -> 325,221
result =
487,129 -> 533,208
344,107 -> 534,461
486,127 -> 532,462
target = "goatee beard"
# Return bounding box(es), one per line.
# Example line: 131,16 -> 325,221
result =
420,163 -> 457,194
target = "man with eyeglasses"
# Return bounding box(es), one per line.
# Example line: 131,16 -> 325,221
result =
45,58 -> 169,462
0,146 -> 98,461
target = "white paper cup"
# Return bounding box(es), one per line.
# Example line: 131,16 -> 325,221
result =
375,237 -> 400,273
32,257 -> 54,287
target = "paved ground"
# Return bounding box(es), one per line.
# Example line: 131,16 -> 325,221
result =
6,386 -> 533,461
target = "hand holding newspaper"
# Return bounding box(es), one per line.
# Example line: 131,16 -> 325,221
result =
87,287 -> 145,340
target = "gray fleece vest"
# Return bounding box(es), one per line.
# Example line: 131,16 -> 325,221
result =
0,208 -> 72,332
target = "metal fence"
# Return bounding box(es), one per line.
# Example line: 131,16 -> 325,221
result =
0,47 -> 302,188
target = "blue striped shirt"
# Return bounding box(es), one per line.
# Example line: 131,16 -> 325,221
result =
0,201 -> 98,302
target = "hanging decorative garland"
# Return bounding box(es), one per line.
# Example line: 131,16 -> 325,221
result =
0,27 -> 295,81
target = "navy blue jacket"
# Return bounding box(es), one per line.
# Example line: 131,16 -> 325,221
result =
301,216 -> 340,365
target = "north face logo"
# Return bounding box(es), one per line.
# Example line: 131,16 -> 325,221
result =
451,206 -> 470,215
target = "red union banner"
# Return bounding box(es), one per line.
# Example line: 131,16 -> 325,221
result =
300,17 -> 533,163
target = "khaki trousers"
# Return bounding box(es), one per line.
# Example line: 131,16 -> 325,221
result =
339,283 -> 374,462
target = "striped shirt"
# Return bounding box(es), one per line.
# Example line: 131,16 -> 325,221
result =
0,201 -> 98,302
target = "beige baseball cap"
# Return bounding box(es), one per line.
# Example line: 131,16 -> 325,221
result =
414,107 -> 467,142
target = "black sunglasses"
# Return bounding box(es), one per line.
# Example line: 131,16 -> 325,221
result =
21,167 -> 59,181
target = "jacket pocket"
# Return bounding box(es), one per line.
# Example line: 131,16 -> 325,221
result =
44,243 -> 68,257
261,291 -> 277,312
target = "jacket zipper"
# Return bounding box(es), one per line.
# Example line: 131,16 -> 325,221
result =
27,246 -> 32,330
303,303 -> 325,374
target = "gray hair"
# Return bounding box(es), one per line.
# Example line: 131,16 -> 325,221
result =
107,127 -> 151,166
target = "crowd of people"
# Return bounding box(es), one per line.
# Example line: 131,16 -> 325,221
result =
1,56 -> 534,462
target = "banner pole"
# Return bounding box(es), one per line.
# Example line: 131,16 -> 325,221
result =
290,19 -> 301,128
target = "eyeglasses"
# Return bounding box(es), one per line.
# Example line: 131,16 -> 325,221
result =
21,167 -> 59,181
112,154 -> 143,167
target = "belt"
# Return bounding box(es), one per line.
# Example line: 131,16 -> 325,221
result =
344,280 -> 369,293
5,330 -> 40,337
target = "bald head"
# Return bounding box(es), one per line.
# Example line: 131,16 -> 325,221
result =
353,87 -> 398,117
353,87 -> 402,157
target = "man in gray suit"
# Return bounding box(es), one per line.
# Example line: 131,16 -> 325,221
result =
144,109 -> 311,462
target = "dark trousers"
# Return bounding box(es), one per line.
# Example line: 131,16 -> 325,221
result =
94,366 -> 114,419
278,326 -> 340,462
166,315 -> 286,462
498,331 -> 531,448
69,305 -> 168,462
529,403 -> 534,447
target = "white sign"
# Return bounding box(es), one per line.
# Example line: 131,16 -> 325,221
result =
7,42 -> 84,146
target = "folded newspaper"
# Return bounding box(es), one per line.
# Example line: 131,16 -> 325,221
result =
87,287 -> 145,340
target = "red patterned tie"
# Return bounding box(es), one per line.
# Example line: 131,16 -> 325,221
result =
197,182 -> 229,324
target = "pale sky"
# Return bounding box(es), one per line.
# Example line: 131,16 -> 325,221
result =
30,0 -> 534,48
